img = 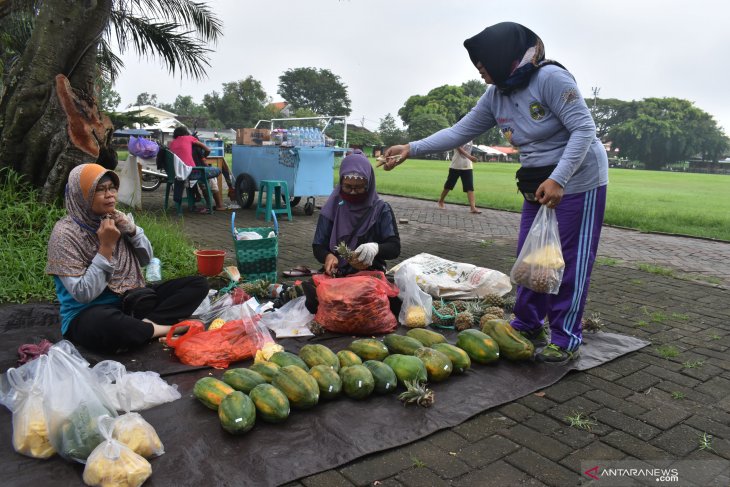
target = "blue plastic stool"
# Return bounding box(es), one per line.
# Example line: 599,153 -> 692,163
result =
255,180 -> 292,222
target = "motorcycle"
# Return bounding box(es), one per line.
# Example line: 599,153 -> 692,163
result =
139,158 -> 166,192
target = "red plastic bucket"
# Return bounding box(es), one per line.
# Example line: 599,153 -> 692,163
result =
194,250 -> 225,276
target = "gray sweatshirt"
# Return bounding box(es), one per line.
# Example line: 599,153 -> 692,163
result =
409,65 -> 608,195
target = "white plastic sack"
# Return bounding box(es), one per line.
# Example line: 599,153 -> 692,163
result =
116,155 -> 144,209
259,296 -> 314,338
92,361 -> 181,412
389,253 -> 511,300
394,264 -> 432,327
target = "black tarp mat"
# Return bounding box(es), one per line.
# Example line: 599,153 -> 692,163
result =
0,305 -> 649,487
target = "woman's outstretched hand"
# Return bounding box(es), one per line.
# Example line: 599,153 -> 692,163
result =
381,144 -> 411,171
535,179 -> 564,209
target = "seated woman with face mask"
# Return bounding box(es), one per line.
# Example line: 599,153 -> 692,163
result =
302,149 -> 401,314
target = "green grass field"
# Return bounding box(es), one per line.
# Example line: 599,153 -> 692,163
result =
116,150 -> 730,241
370,159 -> 730,241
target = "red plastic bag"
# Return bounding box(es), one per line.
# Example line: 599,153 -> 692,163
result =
313,271 -> 400,335
165,317 -> 258,369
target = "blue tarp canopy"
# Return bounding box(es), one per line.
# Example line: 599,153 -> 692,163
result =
114,128 -> 151,136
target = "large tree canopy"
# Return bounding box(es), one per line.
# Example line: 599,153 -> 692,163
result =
0,0 -> 222,201
278,67 -> 351,116
378,113 -> 407,147
608,97 -> 729,168
203,76 -> 273,130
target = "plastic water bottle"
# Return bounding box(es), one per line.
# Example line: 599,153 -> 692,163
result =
146,257 -> 162,282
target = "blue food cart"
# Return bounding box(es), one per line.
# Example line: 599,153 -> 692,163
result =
231,116 -> 347,215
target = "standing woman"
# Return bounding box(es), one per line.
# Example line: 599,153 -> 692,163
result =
384,22 -> 608,364
46,163 -> 209,353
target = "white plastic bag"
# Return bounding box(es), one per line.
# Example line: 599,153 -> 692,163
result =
259,296 -> 314,338
92,361 -> 181,412
40,341 -> 117,463
394,264 -> 432,328
389,253 -> 512,300
112,412 -> 164,459
116,155 -> 143,210
83,415 -> 152,487
509,206 -> 565,294
5,355 -> 56,458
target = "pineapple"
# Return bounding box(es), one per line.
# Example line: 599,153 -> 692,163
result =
454,311 -> 474,331
483,306 -> 504,318
482,293 -> 505,308
404,305 -> 427,328
240,279 -> 271,300
398,380 -> 434,408
480,313 -> 505,328
335,241 -> 368,270
431,304 -> 455,327
503,296 -> 516,311
307,320 -> 326,336
582,312 -> 604,333
466,301 -> 485,326
449,300 -> 469,313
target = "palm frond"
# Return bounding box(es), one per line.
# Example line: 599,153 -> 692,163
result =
120,0 -> 221,42
109,11 -> 212,80
97,38 -> 124,82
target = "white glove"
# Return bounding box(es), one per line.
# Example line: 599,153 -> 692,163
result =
353,243 -> 379,267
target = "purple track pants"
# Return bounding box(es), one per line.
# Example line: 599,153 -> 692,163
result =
510,185 -> 607,351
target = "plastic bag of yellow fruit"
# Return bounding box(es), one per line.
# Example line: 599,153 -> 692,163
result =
394,264 -> 432,327
83,415 -> 152,487
509,206 -> 564,294
6,356 -> 56,459
112,412 -> 163,458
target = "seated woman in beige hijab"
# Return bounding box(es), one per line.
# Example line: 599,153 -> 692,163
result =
46,163 -> 208,353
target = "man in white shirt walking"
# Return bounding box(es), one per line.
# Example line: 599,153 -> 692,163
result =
438,141 -> 481,213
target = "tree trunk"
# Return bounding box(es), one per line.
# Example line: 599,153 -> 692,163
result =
0,0 -> 115,203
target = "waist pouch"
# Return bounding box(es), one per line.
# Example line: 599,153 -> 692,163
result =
515,164 -> 557,195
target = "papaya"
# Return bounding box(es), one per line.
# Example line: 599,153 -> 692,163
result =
337,350 -> 362,368
309,365 -> 343,400
249,361 -> 281,382
363,360 -> 398,394
269,351 -> 309,371
383,334 -> 424,355
299,344 -> 340,371
456,329 -> 500,364
272,365 -> 319,409
481,319 -> 534,360
218,391 -> 256,435
414,347 -> 453,382
406,328 -> 447,347
339,365 -> 375,400
193,377 -> 235,410
383,354 -> 427,385
431,343 -> 471,373
249,383 -> 290,423
222,368 -> 267,393
348,338 -> 389,361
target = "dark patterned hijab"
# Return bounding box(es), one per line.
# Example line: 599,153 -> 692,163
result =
46,164 -> 145,294
464,22 -> 560,94
320,150 -> 386,267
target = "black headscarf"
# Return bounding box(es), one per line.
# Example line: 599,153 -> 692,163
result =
464,22 -> 558,94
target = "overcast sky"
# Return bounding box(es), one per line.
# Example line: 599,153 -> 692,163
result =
115,0 -> 730,133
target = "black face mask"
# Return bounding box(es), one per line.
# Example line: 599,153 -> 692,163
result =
340,191 -> 367,204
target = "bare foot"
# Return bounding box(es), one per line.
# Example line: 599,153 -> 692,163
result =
470,208 -> 482,214
437,201 -> 446,210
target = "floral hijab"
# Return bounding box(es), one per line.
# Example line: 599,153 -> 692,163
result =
46,164 -> 145,294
